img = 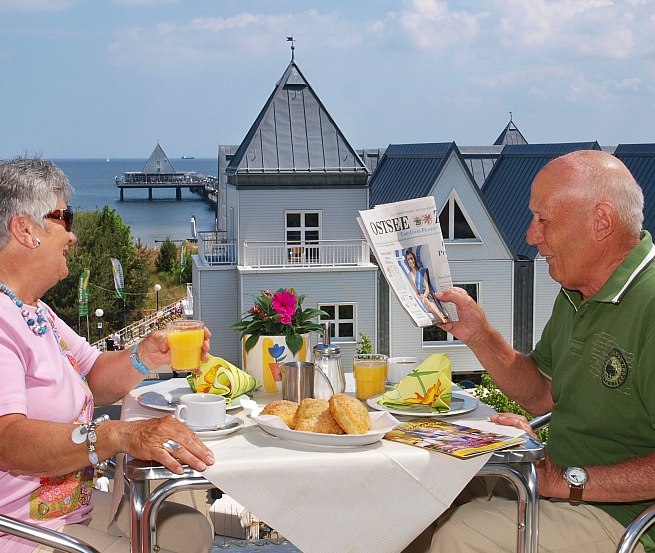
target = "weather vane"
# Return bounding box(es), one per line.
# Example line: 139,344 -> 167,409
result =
286,36 -> 295,62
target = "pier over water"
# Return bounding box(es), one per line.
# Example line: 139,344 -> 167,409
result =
115,142 -> 217,201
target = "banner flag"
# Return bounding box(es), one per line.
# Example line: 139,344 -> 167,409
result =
78,269 -> 90,317
180,240 -> 188,271
110,258 -> 125,299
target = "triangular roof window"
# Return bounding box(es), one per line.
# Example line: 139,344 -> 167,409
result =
438,191 -> 478,240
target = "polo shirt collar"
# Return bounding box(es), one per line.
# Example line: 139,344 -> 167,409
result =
562,231 -> 655,305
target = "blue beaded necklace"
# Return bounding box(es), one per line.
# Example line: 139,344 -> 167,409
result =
0,283 -> 48,336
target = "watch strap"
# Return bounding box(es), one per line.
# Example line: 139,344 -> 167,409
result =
568,484 -> 584,503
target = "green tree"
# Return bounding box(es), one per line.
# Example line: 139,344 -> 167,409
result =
43,207 -> 151,340
156,238 -> 177,273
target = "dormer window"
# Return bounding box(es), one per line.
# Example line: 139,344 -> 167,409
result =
438,191 -> 478,241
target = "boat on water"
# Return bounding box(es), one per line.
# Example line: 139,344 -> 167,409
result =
181,155 -> 195,159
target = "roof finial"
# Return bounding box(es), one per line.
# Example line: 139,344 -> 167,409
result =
509,111 -> 513,122
286,35 -> 295,62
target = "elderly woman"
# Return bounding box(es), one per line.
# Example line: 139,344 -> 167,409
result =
0,157 -> 215,553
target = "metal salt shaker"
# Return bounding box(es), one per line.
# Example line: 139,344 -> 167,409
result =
312,322 -> 346,395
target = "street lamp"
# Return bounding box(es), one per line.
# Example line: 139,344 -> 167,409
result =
154,283 -> 161,312
95,308 -> 104,338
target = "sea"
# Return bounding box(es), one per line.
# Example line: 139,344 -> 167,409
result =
52,158 -> 219,247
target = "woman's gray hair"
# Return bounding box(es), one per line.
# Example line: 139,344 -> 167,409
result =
0,157 -> 74,248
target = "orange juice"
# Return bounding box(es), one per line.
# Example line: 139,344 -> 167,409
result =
353,354 -> 388,400
167,320 -> 204,370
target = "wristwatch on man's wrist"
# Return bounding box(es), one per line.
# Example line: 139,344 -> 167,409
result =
564,466 -> 588,504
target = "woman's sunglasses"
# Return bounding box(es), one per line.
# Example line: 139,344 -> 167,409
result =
45,206 -> 74,232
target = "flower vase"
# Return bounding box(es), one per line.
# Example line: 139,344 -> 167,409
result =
243,334 -> 310,393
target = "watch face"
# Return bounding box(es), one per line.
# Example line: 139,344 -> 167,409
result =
566,467 -> 588,485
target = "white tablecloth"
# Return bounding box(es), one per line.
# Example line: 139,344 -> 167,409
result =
120,378 -> 524,553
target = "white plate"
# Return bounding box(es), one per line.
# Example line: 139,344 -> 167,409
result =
193,415 -> 244,440
367,391 -> 478,417
136,389 -> 244,412
252,411 -> 399,447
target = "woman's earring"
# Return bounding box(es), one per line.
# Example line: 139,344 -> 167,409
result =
32,237 -> 41,248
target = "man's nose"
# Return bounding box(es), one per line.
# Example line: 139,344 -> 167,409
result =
526,220 -> 541,245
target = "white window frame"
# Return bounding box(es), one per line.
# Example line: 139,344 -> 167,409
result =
318,302 -> 357,343
439,191 -> 480,242
285,210 -> 322,244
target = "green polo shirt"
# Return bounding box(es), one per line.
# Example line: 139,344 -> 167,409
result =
531,231 -> 655,550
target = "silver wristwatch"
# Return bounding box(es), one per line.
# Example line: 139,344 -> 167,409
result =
564,466 -> 588,504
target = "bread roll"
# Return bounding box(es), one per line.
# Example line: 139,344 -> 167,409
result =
293,398 -> 345,434
329,393 -> 371,434
261,400 -> 299,429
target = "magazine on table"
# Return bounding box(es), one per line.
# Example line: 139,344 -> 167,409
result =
384,419 -> 526,459
358,196 -> 458,326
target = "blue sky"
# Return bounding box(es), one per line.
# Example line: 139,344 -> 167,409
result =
1,0 -> 654,158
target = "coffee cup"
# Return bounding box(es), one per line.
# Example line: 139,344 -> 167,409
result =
387,357 -> 421,385
175,393 -> 226,430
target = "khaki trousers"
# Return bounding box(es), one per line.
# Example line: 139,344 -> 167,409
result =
33,489 -> 213,553
403,478 -> 646,553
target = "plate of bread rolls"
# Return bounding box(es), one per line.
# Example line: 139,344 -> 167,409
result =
250,394 -> 399,447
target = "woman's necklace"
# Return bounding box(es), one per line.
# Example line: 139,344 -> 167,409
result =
0,283 -> 48,336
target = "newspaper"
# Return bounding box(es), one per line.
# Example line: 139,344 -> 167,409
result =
358,196 -> 458,327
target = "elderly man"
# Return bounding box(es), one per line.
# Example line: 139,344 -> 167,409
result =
429,150 -> 655,552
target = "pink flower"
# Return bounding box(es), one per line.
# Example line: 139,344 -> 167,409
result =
272,290 -> 297,325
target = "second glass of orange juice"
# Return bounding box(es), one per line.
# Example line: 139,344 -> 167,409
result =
353,354 -> 388,400
166,320 -> 205,371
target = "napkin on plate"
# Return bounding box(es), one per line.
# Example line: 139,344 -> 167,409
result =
187,354 -> 259,405
378,353 -> 452,412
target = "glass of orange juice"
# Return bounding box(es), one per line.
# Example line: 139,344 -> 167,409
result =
166,320 -> 205,371
353,354 -> 388,400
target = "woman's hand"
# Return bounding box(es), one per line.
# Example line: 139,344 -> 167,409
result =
136,326 -> 212,369
110,416 -> 215,475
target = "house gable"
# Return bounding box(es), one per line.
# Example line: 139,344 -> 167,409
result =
143,143 -> 176,174
225,61 -> 368,188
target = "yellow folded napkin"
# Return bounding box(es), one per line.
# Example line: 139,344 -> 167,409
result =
378,354 -> 452,412
187,354 -> 258,404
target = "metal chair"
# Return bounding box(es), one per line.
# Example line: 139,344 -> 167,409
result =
0,513 -> 100,553
528,412 -> 652,553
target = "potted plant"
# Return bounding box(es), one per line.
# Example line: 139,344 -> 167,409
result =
233,289 -> 326,392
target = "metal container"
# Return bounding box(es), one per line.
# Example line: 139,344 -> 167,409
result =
312,322 -> 346,398
279,361 -> 334,403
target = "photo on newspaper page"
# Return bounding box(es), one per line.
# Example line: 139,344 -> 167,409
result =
358,197 -> 459,327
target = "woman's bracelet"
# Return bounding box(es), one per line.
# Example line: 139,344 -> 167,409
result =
130,342 -> 151,376
71,414 -> 110,469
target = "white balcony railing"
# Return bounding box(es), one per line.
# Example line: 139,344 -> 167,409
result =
197,232 -> 371,268
241,239 -> 370,268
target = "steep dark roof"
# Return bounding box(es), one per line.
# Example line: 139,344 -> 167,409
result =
226,61 -> 368,187
613,144 -> 655,234
482,142 -> 601,259
494,119 -> 528,146
368,143 -> 454,207
459,145 -> 504,187
143,143 -> 176,174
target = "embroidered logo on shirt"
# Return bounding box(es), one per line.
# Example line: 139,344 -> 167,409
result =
602,348 -> 628,388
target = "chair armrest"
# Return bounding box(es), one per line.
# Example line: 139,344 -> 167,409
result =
529,412 -> 551,431
616,502 -> 655,553
0,514 -> 101,553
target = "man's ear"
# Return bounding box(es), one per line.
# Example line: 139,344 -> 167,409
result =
594,202 -> 615,240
